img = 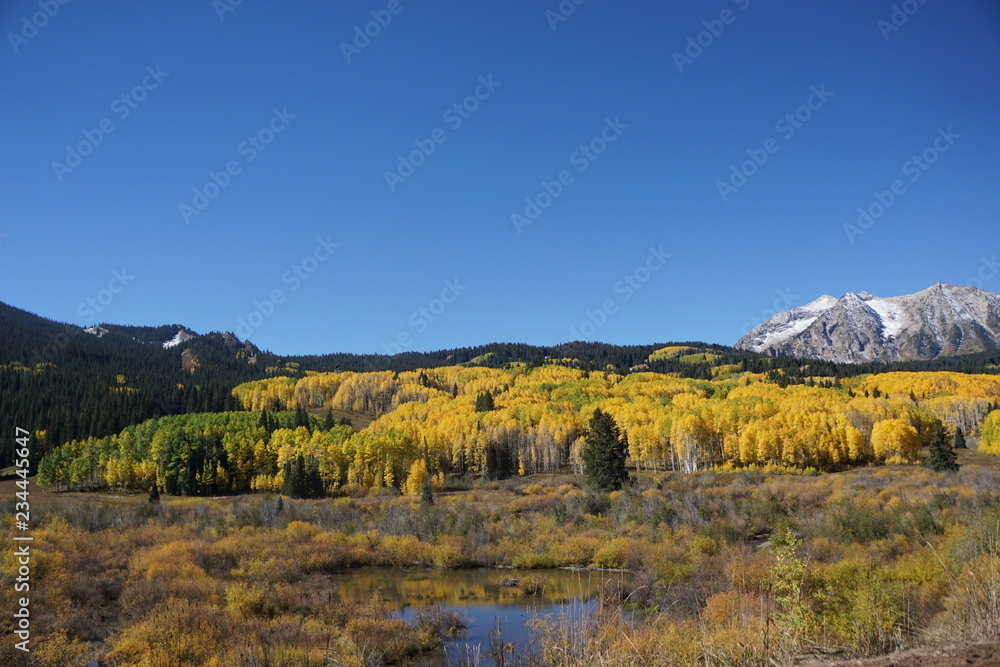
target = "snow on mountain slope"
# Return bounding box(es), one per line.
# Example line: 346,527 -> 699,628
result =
863,296 -> 906,340
736,284 -> 1000,363
163,329 -> 196,349
740,294 -> 838,353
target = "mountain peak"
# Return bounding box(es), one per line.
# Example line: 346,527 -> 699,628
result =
736,284 -> 1000,363
163,328 -> 197,349
841,291 -> 864,303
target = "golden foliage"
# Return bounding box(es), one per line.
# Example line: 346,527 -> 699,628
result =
870,419 -> 921,464
40,365 -> 1000,502
404,458 -> 430,496
981,409 -> 1000,454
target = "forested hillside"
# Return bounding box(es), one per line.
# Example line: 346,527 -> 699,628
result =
6,298 -> 1000,472
0,302 -> 266,466
38,362 -> 1000,496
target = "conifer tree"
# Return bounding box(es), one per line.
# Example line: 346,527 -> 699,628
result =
475,391 -> 495,412
582,409 -> 629,491
295,406 -> 311,431
282,455 -> 305,497
485,440 -> 515,480
306,463 -> 325,499
258,410 -> 275,433
954,427 -> 966,449
927,421 -> 959,473
148,480 -> 160,504
282,454 -> 324,499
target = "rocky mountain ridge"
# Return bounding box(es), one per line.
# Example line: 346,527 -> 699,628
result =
736,283 -> 1000,363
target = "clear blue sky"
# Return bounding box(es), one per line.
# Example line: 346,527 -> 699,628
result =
2,0 -> 998,355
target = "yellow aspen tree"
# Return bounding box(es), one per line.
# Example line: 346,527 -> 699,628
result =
980,410 -> 1000,455
404,459 -> 429,496
672,413 -> 709,473
870,419 -> 921,464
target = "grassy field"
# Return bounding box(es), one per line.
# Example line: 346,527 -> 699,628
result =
305,406 -> 376,431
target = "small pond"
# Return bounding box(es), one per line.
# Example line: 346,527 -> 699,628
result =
328,567 -> 630,666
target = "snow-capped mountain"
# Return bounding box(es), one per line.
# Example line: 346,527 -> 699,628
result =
736,283 -> 1000,363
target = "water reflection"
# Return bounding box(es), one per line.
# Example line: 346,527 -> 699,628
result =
328,568 -> 626,666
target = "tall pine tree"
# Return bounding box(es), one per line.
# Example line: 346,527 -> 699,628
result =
927,421 -> 959,473
475,391 -> 495,412
954,427 -> 967,449
295,406 -> 311,431
581,408 -> 629,491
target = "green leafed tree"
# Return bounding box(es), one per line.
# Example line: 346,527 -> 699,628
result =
582,408 -> 629,491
